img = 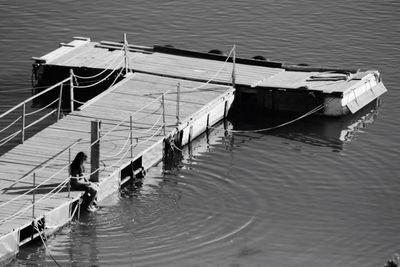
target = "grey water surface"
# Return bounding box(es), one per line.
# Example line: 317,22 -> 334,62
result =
0,0 -> 399,266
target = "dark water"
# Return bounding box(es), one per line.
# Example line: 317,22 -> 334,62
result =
1,0 -> 400,266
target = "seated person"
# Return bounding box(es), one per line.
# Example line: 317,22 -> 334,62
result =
69,152 -> 98,212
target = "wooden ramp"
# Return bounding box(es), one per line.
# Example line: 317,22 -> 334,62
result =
0,72 -> 234,260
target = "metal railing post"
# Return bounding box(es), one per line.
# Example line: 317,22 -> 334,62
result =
90,120 -> 100,182
162,93 -> 166,135
232,45 -> 236,88
57,83 -> 63,121
176,82 -> 180,125
124,33 -> 129,75
130,115 -> 133,158
70,70 -> 74,112
32,172 -> 36,218
68,147 -> 71,198
21,103 -> 26,143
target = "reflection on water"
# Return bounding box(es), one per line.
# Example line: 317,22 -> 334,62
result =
230,100 -> 380,151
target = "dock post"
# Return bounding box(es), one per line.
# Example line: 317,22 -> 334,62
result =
130,115 -> 133,159
90,120 -> 100,182
176,83 -> 180,125
32,172 -> 36,219
68,148 -> 71,198
57,83 -> 63,121
162,93 -> 166,135
21,103 -> 26,143
231,45 -> 236,88
124,33 -> 129,75
69,70 -> 75,112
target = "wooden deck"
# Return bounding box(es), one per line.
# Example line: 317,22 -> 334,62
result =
0,72 -> 234,255
34,37 -> 387,116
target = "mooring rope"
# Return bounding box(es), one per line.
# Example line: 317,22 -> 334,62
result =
212,99 -> 333,134
33,220 -> 62,267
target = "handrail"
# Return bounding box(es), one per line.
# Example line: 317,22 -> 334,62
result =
0,138 -> 82,192
0,77 -> 71,120
0,40 -> 235,225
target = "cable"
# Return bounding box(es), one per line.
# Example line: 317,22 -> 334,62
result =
216,100 -> 333,134
34,221 -> 62,267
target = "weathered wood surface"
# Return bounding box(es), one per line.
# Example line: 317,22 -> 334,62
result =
39,39 -> 377,95
0,72 -> 233,236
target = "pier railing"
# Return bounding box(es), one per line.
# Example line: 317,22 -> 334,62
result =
0,89 -> 169,226
0,39 -> 237,227
0,77 -> 71,147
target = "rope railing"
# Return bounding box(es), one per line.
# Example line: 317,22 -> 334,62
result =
72,58 -> 125,89
190,45 -> 235,91
24,108 -> 57,131
0,176 -> 71,225
25,98 -> 60,117
100,124 -> 164,174
0,139 -> 82,192
0,77 -> 71,121
101,131 -> 132,158
98,91 -> 168,142
0,130 -> 21,146
101,113 -> 164,159
135,124 -> 164,146
0,116 -> 22,134
0,77 -> 71,146
0,163 -> 70,209
72,46 -> 125,80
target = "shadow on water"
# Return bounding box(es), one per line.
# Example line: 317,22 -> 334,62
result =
228,99 -> 381,151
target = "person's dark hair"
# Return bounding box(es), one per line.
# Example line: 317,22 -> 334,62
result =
70,151 -> 87,174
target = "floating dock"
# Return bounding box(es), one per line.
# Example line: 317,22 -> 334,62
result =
32,37 -> 387,116
0,35 -> 387,263
0,70 -> 234,263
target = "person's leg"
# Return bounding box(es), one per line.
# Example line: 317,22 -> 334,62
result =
86,186 -> 98,211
